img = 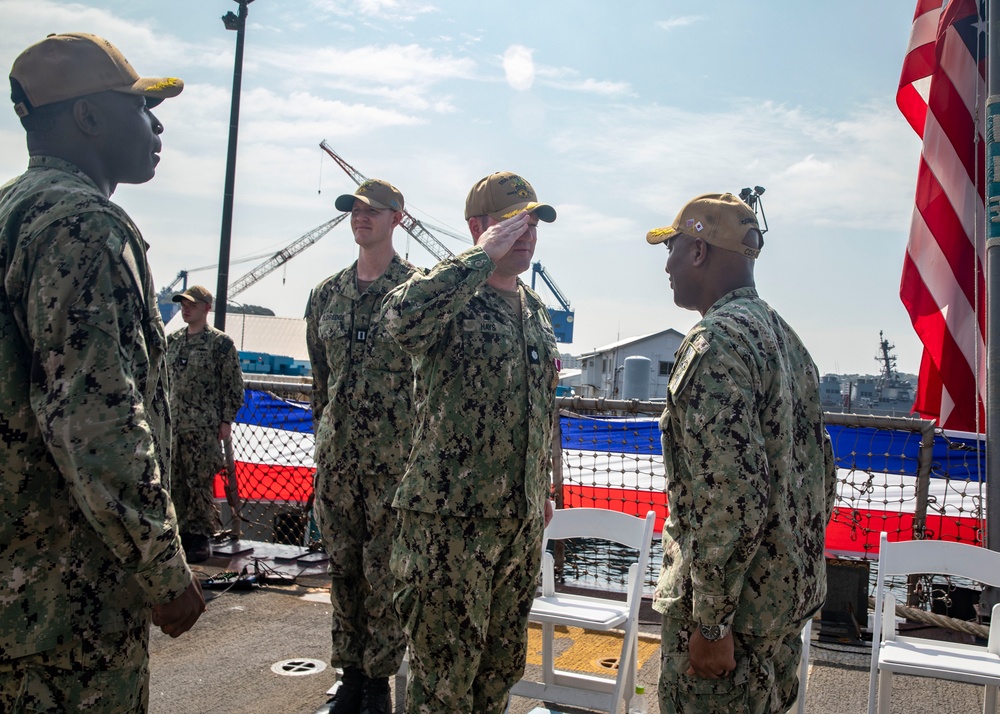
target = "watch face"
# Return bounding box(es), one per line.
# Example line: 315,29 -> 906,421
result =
700,624 -> 727,640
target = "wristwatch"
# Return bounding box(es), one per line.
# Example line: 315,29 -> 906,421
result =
699,623 -> 731,641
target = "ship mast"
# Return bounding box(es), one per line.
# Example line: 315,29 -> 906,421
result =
874,331 -> 898,403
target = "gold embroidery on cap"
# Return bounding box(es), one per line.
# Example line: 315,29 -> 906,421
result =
145,78 -> 182,91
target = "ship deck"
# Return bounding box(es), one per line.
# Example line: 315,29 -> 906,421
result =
148,542 -> 990,714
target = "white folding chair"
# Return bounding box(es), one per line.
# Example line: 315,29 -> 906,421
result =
511,508 -> 656,714
786,617 -> 812,714
393,655 -> 407,714
868,531 -> 1000,714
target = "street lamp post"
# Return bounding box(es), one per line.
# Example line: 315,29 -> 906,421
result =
215,0 -> 255,330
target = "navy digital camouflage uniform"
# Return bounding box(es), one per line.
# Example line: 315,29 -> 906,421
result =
166,325 -> 245,537
0,157 -> 193,711
654,286 -> 838,714
382,245 -> 559,714
306,254 -> 421,679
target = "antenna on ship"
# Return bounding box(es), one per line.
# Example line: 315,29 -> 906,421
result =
738,186 -> 768,234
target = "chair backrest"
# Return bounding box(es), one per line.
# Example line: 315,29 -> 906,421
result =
873,532 -> 1000,631
542,508 -> 657,598
868,531 -> 1000,714
542,507 -> 655,552
876,534 -> 1000,587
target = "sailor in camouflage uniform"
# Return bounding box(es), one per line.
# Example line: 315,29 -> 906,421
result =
0,33 -> 204,713
646,193 -> 837,714
166,284 -> 245,563
382,172 -> 560,714
306,179 -> 421,714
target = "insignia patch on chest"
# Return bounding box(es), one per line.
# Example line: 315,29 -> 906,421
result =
667,334 -> 710,397
355,329 -> 368,342
527,345 -> 540,364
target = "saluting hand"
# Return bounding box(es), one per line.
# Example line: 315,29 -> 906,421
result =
477,211 -> 531,263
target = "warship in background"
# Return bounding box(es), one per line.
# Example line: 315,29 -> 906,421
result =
821,332 -> 916,418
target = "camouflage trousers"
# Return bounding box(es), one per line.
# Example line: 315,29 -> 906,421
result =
313,468 -> 405,678
0,624 -> 149,713
171,429 -> 223,537
390,509 -> 543,714
658,617 -> 802,714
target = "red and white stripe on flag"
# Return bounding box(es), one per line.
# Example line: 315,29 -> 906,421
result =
897,0 -> 986,432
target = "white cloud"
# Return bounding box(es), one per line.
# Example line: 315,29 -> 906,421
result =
255,43 -> 476,112
534,65 -> 631,96
551,77 -> 632,96
554,204 -> 639,246
241,89 -> 425,143
0,0 -> 230,74
546,98 -> 919,232
785,154 -> 832,177
656,16 -> 705,32
302,0 -> 353,18
503,45 -> 535,91
357,0 -> 437,21
305,0 -> 437,22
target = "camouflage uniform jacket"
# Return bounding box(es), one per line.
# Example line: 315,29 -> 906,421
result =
652,287 -> 837,635
306,255 -> 422,478
166,325 -> 244,433
382,246 -> 559,519
0,157 -> 192,659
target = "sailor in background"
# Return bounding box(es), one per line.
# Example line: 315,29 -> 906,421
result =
306,179 -> 421,714
166,284 -> 245,564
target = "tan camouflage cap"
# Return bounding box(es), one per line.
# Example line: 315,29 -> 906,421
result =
335,179 -> 404,212
10,33 -> 184,118
646,193 -> 762,259
464,172 -> 556,223
172,285 -> 213,305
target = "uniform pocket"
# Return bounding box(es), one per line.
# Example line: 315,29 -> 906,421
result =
318,316 -> 351,366
674,662 -> 750,712
364,324 -> 409,373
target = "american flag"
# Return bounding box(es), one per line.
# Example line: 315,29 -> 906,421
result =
897,0 -> 986,433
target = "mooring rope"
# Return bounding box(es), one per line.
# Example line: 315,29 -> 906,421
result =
868,596 -> 989,639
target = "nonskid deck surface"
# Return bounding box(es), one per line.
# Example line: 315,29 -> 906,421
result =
148,541 -> 989,714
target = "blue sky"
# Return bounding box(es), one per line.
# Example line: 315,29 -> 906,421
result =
1,1 -> 924,375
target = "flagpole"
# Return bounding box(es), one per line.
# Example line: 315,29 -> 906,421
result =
985,0 -> 1000,608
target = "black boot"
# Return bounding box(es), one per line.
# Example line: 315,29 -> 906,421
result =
359,676 -> 391,714
317,666 -> 366,714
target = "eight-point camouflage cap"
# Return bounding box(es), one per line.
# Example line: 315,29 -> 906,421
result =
335,179 -> 404,213
172,285 -> 213,305
10,32 -> 184,118
464,172 -> 556,223
646,193 -> 762,259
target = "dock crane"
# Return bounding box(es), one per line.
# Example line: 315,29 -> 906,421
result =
319,140 -> 576,342
227,215 -> 346,297
319,140 -> 453,262
530,262 -> 574,343
156,214 -> 346,322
